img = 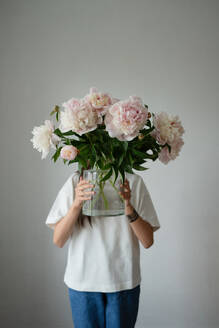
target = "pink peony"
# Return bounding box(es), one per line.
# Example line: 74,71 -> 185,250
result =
104,96 -> 148,141
150,112 -> 185,145
158,137 -> 184,164
60,145 -> 79,160
59,97 -> 103,135
150,112 -> 185,164
62,97 -> 81,111
83,87 -> 119,116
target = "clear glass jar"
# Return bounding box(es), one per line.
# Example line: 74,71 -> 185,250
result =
82,168 -> 125,217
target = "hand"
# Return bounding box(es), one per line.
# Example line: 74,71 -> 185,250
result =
119,178 -> 134,214
74,176 -> 96,209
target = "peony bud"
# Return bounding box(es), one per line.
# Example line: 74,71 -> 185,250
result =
60,145 -> 79,160
138,133 -> 144,140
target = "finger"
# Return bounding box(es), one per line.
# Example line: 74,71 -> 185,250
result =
78,183 -> 94,190
78,176 -> 84,183
122,187 -> 130,192
78,179 -> 90,185
119,193 -> 130,200
119,189 -> 131,195
78,188 -> 95,195
81,190 -> 95,196
120,180 -> 130,188
119,190 -> 130,195
79,195 -> 92,200
125,181 -> 131,190
81,193 -> 93,198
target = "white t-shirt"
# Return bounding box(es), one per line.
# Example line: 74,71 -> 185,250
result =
45,170 -> 160,292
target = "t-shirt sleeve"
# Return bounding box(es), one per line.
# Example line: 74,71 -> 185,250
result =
45,174 -> 75,230
133,175 -> 161,232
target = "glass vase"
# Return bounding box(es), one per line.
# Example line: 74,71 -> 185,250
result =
82,168 -> 125,217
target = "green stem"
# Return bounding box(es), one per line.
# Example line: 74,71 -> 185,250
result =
90,188 -> 101,210
85,133 -> 92,144
87,171 -> 109,211
101,187 -> 109,210
108,178 -> 124,202
99,173 -> 109,209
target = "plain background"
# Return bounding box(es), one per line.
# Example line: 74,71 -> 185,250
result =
1,0 -> 218,327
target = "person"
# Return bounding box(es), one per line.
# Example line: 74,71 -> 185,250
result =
45,164 -> 161,328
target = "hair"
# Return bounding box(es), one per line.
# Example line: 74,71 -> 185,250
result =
74,165 -> 93,229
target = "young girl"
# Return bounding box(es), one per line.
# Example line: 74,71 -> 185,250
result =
45,164 -> 160,328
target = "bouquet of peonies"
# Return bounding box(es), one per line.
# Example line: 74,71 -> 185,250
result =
30,87 -> 185,184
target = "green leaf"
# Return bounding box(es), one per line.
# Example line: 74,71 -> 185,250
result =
77,144 -> 90,157
118,167 -> 125,184
131,148 -> 147,159
147,119 -> 151,128
140,126 -> 154,135
100,151 -> 107,162
118,154 -> 124,167
99,167 -> 113,183
53,128 -> 63,138
67,139 -> 72,145
77,154 -> 88,169
112,165 -> 119,185
91,144 -> 97,158
60,130 -> 87,142
52,146 -> 62,162
68,159 -> 78,165
133,164 -> 149,171
78,144 -> 89,152
143,152 -> 156,160
166,143 -> 171,153
102,163 -> 112,170
97,159 -> 104,170
125,165 -> 134,174
89,156 -> 95,168
61,130 -> 75,136
122,141 -> 128,153
127,151 -> 134,166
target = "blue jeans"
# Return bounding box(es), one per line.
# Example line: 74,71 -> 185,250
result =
68,284 -> 141,328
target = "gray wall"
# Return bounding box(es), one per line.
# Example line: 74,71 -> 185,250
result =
1,0 -> 218,327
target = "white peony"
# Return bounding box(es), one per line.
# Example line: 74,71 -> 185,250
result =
30,120 -> 61,159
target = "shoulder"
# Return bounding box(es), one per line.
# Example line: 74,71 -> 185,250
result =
59,170 -> 80,194
126,172 -> 149,195
69,170 -> 80,186
70,169 -> 80,180
125,172 -> 142,184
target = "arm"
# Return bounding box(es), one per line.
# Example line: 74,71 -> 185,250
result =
53,201 -> 82,248
119,178 -> 154,249
53,177 -> 95,248
126,203 -> 154,249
